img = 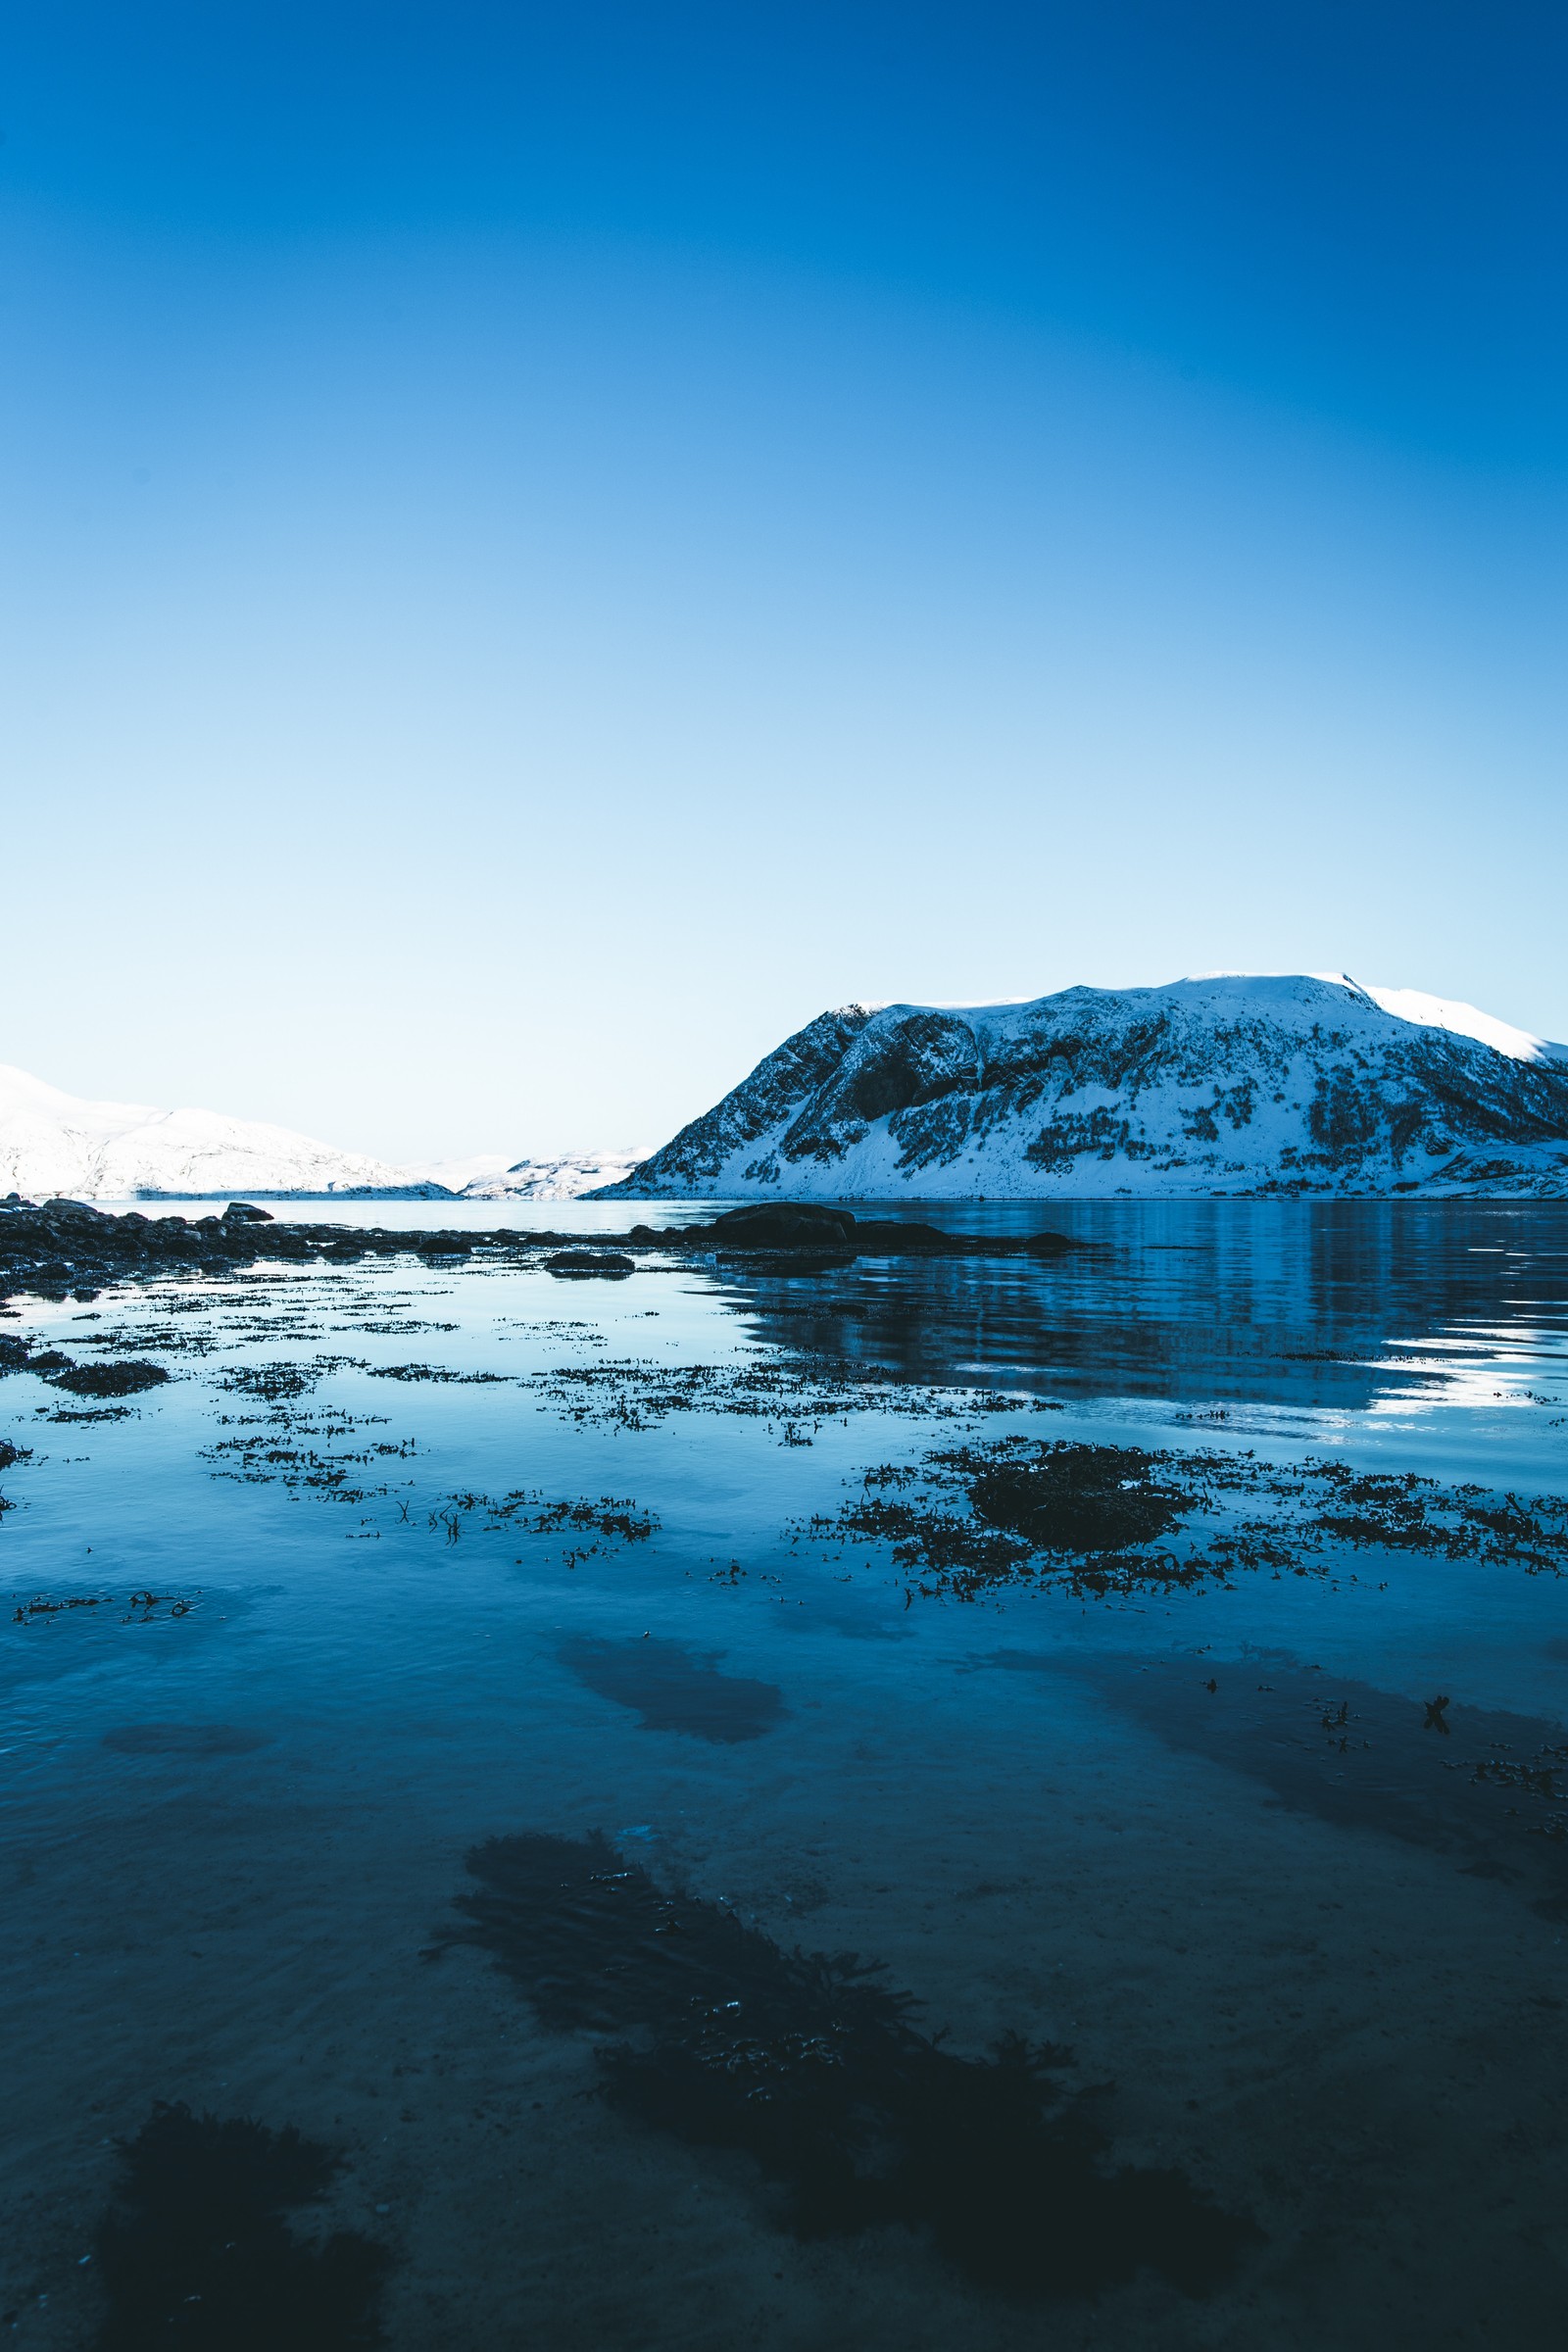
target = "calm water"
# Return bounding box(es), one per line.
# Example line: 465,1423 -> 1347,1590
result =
5,1200 -> 1568,2348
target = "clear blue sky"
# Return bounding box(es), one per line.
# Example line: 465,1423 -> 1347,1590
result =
5,2 -> 1565,1158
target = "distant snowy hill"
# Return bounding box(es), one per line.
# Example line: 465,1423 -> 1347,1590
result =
595,975 -> 1568,1200
455,1152 -> 646,1201
393,1153 -> 517,1195
0,1064 -> 445,1200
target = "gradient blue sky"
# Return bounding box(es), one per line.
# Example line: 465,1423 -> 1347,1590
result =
5,2 -> 1565,1158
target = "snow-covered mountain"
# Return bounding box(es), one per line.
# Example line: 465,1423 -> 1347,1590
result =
393,1152 -> 517,1194
595,975 -> 1568,1200
453,1153 -> 647,1201
0,1063 -> 445,1199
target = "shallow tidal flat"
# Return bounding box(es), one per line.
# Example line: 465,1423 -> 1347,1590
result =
4,1199 -> 1568,2350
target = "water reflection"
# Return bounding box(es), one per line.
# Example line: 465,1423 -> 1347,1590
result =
703,1201 -> 1568,1415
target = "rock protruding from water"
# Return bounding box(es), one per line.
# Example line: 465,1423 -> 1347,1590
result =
710,1202 -> 857,1249
651,1204 -> 1081,1259
545,1250 -> 636,1279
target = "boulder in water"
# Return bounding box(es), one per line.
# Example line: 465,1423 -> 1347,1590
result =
708,1202 -> 856,1249
545,1250 -> 635,1279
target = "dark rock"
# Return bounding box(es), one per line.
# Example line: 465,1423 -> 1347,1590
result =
221,1201 -> 274,1224
639,1207 -> 1082,1261
546,1250 -> 635,1279
40,1196 -> 112,1221
848,1219 -> 958,1252
709,1202 -> 857,1249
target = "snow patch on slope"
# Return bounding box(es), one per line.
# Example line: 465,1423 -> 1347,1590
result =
1357,986 -> 1568,1067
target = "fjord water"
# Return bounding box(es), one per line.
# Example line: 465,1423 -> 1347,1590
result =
5,1200 -> 1568,2348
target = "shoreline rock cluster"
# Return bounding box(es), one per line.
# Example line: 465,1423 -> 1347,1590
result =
0,1196 -> 1083,1312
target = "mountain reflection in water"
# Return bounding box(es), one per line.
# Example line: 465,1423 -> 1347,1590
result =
703,1200 -> 1568,1414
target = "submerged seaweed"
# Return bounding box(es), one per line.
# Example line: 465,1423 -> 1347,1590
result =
93,2102 -> 390,2350
449,1830 -> 1259,2300
0,1436 -> 28,1520
558,1635 -> 785,1740
521,1351 -> 1035,1439
966,1443 -> 1192,1552
809,1438 -> 1568,1600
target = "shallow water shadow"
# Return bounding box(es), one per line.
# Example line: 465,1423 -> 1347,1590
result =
449,1830 -> 1260,2300
101,1724 -> 270,1756
984,1650 -> 1568,1917
94,2101 -> 389,2349
558,1635 -> 785,1742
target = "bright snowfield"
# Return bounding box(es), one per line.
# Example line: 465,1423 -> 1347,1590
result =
455,1153 -> 646,1200
0,1064 -> 645,1202
596,974 -> 1568,1201
400,1152 -> 647,1200
0,1063 -> 435,1200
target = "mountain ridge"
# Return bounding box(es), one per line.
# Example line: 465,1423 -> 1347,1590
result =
593,974 -> 1568,1200
0,1062 -> 445,1200
0,1063 -> 641,1203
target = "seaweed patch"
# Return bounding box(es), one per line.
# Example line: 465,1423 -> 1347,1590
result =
447,1830 -> 1259,2299
805,1439 -> 1568,1600
47,1359 -> 170,1397
11,1588 -> 199,1625
0,1436 -> 28,1519
218,1357 -> 369,1403
522,1352 -> 1040,1441
93,2101 -> 390,2350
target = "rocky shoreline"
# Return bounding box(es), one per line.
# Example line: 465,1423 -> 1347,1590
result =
0,1195 -> 1083,1313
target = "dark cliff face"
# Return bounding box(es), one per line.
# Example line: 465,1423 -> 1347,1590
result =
597,980 -> 1568,1200
633,1004 -> 878,1186
780,1012 -> 985,1163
